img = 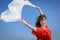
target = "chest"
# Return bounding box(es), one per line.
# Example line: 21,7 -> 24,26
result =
42,29 -> 51,37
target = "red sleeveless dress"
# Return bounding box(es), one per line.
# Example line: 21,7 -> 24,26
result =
32,26 -> 51,40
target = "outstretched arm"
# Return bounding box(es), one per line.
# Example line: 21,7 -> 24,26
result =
35,6 -> 44,15
18,18 -> 36,31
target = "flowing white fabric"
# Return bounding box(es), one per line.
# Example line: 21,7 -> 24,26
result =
0,0 -> 36,22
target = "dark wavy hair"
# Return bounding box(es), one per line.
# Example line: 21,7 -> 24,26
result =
35,15 -> 47,27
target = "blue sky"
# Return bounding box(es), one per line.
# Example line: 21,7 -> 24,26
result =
0,0 -> 60,40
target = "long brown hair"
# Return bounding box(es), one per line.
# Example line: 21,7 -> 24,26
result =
36,15 -> 47,27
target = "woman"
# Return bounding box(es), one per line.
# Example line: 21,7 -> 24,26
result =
18,6 -> 51,40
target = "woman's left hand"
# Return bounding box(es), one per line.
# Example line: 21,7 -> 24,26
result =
35,6 -> 40,10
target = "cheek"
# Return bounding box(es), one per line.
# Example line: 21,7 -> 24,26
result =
40,21 -> 43,25
40,21 -> 46,24
43,20 -> 46,24
40,20 -> 46,25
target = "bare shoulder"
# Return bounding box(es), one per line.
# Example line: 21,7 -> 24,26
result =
33,27 -> 36,32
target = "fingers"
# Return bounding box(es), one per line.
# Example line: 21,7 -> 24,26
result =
18,18 -> 24,23
35,6 -> 40,11
18,18 -> 22,22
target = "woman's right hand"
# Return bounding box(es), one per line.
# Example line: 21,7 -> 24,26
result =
18,18 -> 26,24
18,18 -> 23,23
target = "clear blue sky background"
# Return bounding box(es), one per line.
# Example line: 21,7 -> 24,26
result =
0,0 -> 60,40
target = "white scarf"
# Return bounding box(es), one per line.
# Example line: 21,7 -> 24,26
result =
0,0 -> 36,22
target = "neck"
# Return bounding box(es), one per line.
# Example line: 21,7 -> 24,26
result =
41,24 -> 46,29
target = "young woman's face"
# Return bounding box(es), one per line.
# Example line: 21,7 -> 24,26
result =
40,17 -> 46,26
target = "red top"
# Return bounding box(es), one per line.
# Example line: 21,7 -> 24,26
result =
32,26 -> 51,40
